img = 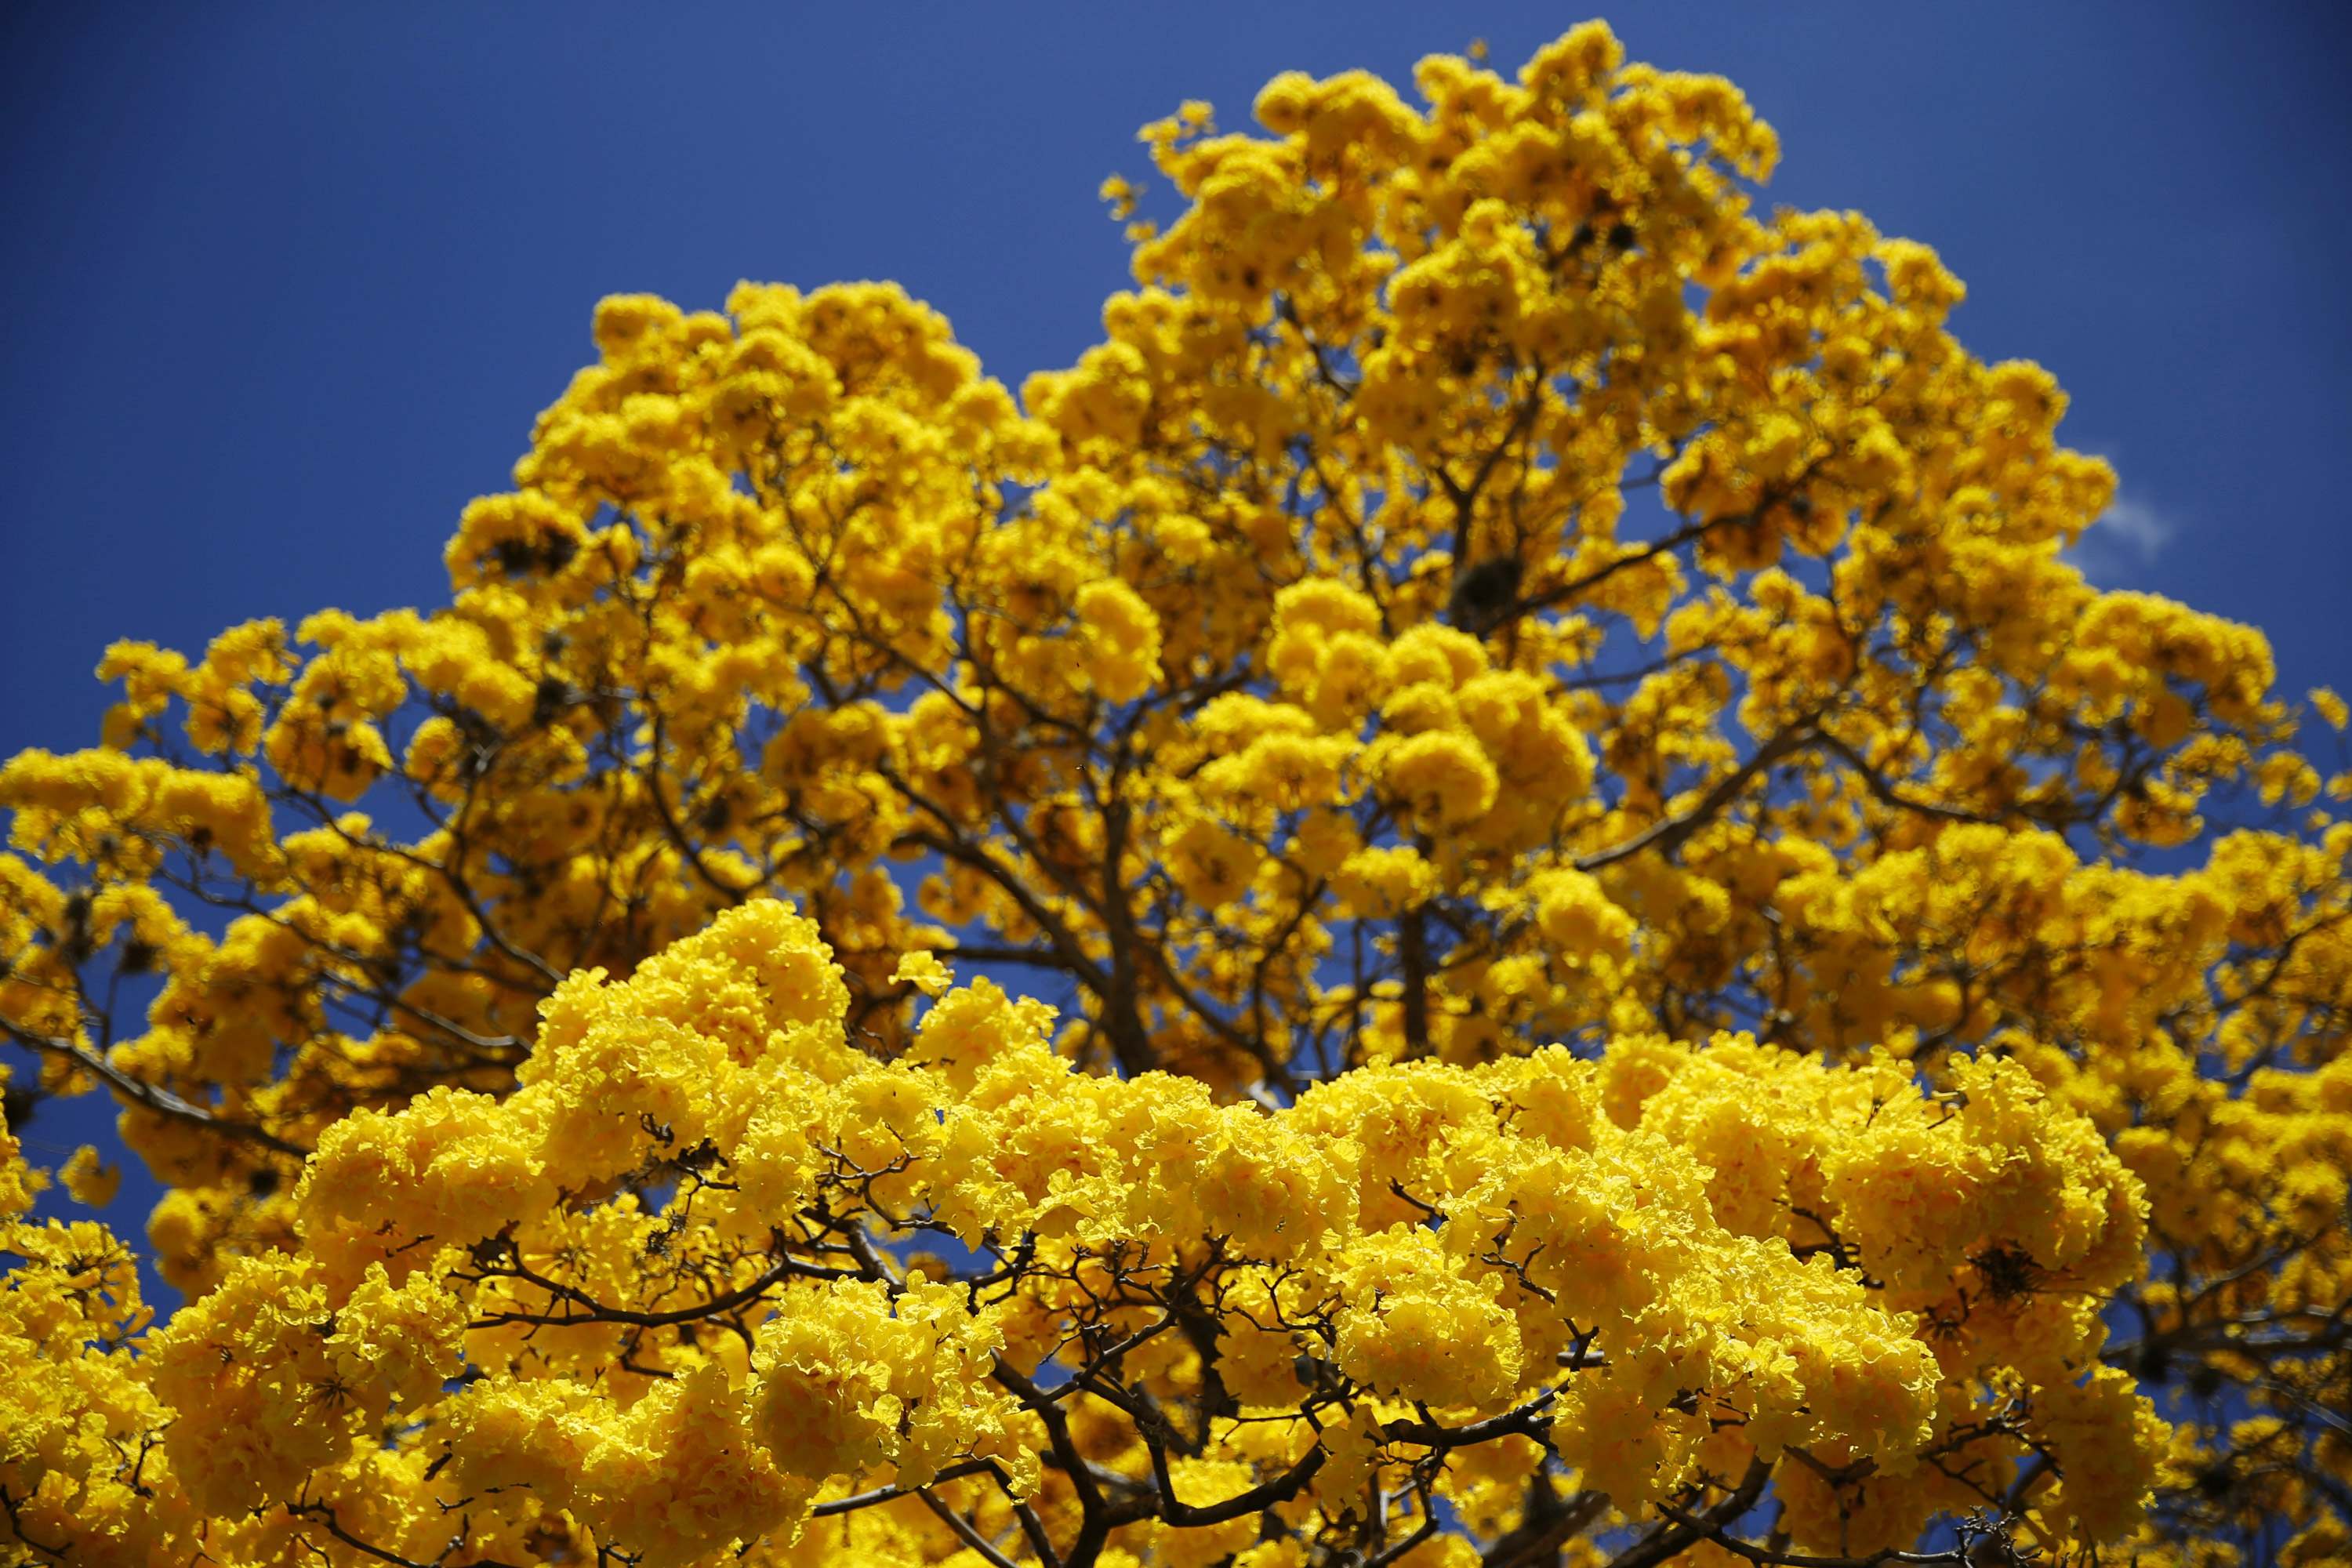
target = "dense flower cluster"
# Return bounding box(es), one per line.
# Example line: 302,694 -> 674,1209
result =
3,20 -> 2346,1568
0,905 -> 2162,1564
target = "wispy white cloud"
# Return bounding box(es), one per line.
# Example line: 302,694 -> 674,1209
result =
2067,463 -> 2179,583
2096,492 -> 2176,563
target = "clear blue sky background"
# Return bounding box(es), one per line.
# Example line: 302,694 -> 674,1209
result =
3,3 -> 2348,1240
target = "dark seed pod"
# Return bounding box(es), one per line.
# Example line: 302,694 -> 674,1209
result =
1446,555 -> 1525,635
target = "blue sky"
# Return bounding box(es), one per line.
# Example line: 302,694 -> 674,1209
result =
3,3 -> 2349,1236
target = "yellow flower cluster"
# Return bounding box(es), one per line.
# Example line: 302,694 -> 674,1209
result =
2,895 -> 2170,1564
4,20 -> 2343,1566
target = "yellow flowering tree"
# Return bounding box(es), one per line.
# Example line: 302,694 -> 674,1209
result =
4,23 -> 2347,1568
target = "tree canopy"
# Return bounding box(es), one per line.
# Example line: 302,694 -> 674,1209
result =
2,22 -> 2347,1568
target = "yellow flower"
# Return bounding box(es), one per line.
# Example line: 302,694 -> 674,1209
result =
57,1145 -> 118,1207
891,949 -> 953,997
